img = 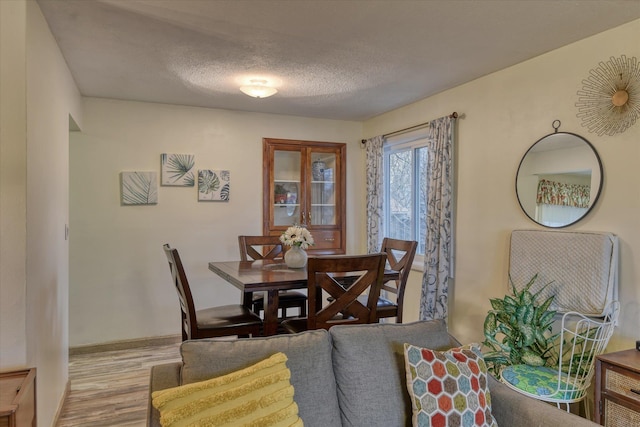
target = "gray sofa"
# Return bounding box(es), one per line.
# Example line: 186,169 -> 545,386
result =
148,320 -> 597,427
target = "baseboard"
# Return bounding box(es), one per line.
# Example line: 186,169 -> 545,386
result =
52,379 -> 70,426
69,334 -> 182,355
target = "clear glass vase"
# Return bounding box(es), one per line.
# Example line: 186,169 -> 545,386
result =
284,245 -> 307,268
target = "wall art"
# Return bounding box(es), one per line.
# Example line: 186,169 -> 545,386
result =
121,171 -> 158,205
198,170 -> 230,201
161,153 -> 195,186
576,55 -> 639,136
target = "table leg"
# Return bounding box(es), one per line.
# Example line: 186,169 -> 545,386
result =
242,291 -> 253,309
263,290 -> 280,336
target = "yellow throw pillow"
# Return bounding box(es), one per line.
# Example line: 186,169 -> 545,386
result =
152,352 -> 303,427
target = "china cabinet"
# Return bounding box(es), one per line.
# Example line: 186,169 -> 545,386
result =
263,138 -> 346,254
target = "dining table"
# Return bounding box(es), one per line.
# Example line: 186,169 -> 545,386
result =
208,259 -> 399,336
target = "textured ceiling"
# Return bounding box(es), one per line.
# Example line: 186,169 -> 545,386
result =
37,0 -> 640,121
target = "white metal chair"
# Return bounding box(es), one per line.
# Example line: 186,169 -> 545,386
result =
500,301 -> 619,412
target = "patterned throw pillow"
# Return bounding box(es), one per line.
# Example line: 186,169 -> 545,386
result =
152,352 -> 302,427
403,343 -> 497,427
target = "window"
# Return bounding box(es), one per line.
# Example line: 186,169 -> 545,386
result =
383,130 -> 428,265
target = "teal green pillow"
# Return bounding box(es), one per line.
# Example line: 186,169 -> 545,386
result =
501,364 -> 580,400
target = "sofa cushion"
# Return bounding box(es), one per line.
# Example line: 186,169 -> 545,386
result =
329,320 -> 459,427
403,343 -> 497,427
180,329 -> 341,427
152,352 -> 302,427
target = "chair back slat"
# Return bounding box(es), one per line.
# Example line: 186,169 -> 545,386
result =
238,235 -> 284,261
378,238 -> 417,321
307,253 -> 386,330
163,244 -> 198,341
381,238 -> 417,292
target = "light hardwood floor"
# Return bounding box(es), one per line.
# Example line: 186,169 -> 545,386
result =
56,342 -> 182,427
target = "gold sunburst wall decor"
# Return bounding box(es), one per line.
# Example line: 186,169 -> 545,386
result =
575,55 -> 639,136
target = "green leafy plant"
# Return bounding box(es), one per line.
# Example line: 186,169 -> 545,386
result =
482,274 -> 558,375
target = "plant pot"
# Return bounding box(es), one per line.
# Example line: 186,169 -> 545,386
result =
284,245 -> 307,269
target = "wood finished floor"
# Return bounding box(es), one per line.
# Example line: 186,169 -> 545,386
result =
56,342 -> 182,427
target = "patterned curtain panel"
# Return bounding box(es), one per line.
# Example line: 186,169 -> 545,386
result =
420,116 -> 455,322
365,136 -> 384,254
536,179 -> 591,208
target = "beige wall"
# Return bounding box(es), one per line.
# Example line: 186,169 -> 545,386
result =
366,19 -> 640,351
26,1 -> 83,423
0,0 -> 28,370
69,98 -> 364,346
0,1 -> 82,426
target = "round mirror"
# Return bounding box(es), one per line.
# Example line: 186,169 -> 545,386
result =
516,131 -> 603,228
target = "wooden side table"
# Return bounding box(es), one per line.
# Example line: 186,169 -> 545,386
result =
595,349 -> 640,426
0,368 -> 36,427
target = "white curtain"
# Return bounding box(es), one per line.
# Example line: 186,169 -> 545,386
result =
365,135 -> 384,254
420,116 -> 455,322
537,204 -> 587,227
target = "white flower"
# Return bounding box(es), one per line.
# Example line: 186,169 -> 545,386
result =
280,225 -> 314,250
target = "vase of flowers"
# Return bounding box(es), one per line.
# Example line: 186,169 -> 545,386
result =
280,225 -> 314,268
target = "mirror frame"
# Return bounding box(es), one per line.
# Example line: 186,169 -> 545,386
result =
515,131 -> 603,228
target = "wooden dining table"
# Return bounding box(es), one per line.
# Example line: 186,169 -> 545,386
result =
208,259 -> 399,336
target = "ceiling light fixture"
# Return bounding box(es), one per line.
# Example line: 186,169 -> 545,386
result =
239,79 -> 278,98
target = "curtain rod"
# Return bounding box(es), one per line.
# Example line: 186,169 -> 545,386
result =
361,111 -> 459,145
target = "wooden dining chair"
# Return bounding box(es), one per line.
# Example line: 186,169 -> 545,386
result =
281,253 -> 387,333
238,235 -> 307,318
163,244 -> 262,340
333,238 -> 417,323
373,237 -> 417,323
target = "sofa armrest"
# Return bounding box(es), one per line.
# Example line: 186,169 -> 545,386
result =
147,362 -> 181,427
489,376 -> 599,426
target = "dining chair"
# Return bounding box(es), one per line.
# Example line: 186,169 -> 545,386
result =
372,237 -> 417,322
281,253 -> 387,333
163,244 -> 262,340
238,235 -> 307,318
336,238 -> 417,323
500,301 -> 620,412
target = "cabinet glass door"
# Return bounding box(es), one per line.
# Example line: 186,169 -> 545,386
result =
310,151 -> 337,226
273,149 -> 301,227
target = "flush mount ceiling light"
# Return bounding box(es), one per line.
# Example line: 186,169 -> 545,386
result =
575,55 -> 639,136
239,79 -> 278,98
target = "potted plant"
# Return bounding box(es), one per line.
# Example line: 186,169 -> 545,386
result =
482,274 -> 558,375
280,225 -> 314,268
